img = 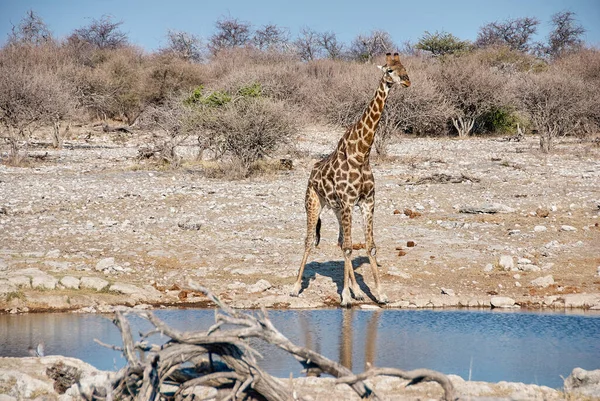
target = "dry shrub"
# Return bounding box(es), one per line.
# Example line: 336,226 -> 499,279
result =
195,97 -> 298,175
144,54 -> 208,104
137,94 -> 196,167
555,48 -> 600,82
474,45 -> 547,73
429,52 -> 513,137
72,46 -> 148,123
516,64 -> 599,152
0,44 -> 78,164
300,59 -> 376,127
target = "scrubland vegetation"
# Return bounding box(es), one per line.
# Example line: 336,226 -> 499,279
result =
1,10 -> 599,174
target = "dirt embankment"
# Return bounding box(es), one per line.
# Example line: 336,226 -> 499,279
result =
1,126 -> 599,312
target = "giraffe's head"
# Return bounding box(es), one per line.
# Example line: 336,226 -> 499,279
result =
378,52 -> 411,88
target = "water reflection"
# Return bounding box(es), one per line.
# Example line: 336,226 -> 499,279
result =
1,309 -> 599,389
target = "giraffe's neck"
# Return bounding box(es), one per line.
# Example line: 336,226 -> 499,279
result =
338,78 -> 390,163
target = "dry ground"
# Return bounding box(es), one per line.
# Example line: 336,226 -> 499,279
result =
1,125 -> 599,311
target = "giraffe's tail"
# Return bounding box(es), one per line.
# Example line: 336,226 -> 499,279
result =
315,218 -> 322,247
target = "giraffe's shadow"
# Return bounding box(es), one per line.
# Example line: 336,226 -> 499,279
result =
298,256 -> 378,303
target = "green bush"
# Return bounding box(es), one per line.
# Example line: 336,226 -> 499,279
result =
476,107 -> 518,135
237,82 -> 262,98
184,85 -> 232,106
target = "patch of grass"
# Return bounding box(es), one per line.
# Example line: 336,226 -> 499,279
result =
5,291 -> 25,302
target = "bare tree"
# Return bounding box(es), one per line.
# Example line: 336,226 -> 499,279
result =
68,15 -> 128,50
294,27 -> 322,61
348,30 -> 396,63
253,23 -> 289,51
432,54 -> 511,137
516,66 -> 598,152
542,11 -> 586,58
7,9 -> 53,46
208,16 -> 252,55
475,17 -> 539,53
0,52 -> 77,163
160,30 -> 204,62
137,94 -> 194,166
317,31 -> 345,60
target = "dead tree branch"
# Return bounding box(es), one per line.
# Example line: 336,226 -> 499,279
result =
85,282 -> 456,401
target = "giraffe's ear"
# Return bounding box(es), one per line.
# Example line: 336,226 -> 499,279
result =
377,65 -> 385,71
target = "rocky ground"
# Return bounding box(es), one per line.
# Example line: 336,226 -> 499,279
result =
1,125 -> 600,400
1,125 -> 599,312
1,355 -> 599,401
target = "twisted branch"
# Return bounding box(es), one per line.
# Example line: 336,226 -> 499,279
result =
84,281 -> 456,401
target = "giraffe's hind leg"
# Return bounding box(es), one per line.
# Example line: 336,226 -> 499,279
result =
290,186 -> 322,297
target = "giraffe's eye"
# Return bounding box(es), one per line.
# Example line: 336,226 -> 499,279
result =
387,69 -> 394,74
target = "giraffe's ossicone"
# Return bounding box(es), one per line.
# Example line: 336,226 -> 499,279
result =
291,53 -> 411,307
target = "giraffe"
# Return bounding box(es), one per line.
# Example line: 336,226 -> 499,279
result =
290,52 -> 411,307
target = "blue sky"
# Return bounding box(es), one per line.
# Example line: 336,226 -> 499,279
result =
1,0 -> 599,51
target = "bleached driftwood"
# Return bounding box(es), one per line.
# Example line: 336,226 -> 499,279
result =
85,281 -> 456,401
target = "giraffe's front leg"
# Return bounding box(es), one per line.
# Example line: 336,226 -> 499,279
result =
360,198 -> 388,304
337,208 -> 366,305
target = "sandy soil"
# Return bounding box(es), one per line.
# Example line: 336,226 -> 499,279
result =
1,125 -> 599,312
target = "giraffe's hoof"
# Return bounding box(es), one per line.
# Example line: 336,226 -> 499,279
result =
289,283 -> 302,297
352,288 -> 366,301
341,288 -> 352,307
376,293 -> 389,304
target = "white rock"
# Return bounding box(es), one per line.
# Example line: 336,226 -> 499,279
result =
564,368 -> 600,397
517,257 -> 532,265
520,264 -> 541,272
490,296 -> 516,308
108,283 -> 143,295
530,275 -> 554,288
7,276 -> 31,288
60,276 -> 80,290
483,263 -> 494,272
31,274 -> 58,290
0,281 -> 18,300
498,255 -> 514,271
0,369 -> 54,399
95,257 -> 115,271
80,276 -> 110,291
561,225 -> 577,232
533,225 -> 547,232
564,294 -> 600,308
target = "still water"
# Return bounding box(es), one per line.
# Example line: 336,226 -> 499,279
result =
1,308 -> 599,389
